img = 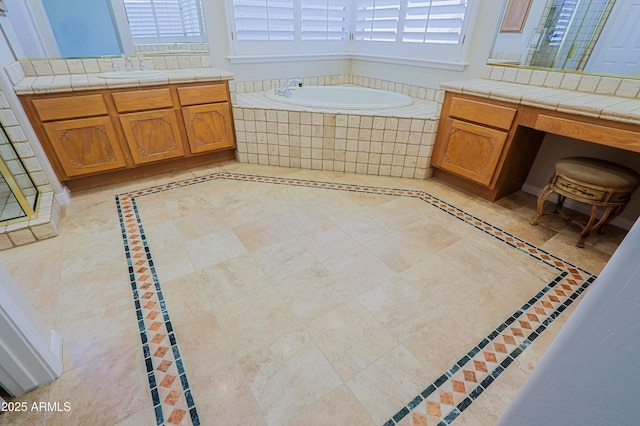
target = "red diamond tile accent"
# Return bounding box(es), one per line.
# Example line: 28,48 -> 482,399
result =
463,370 -> 477,383
426,401 -> 441,417
511,327 -> 524,337
484,352 -> 497,363
413,413 -> 427,426
154,346 -> 169,358
494,343 -> 507,353
440,391 -> 454,405
167,408 -> 186,424
144,301 -> 157,310
157,359 -> 172,372
526,313 -> 540,322
148,321 -> 163,331
151,333 -> 166,344
474,360 -> 488,372
160,375 -> 177,388
452,380 -> 466,394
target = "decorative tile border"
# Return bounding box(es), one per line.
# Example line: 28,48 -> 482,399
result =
114,172 -> 595,426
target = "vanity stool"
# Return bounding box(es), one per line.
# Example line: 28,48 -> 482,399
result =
530,157 -> 640,248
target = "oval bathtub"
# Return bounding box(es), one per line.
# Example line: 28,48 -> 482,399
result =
264,86 -> 414,110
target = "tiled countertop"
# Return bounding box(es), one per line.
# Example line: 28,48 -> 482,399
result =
13,67 -> 234,95
441,79 -> 640,126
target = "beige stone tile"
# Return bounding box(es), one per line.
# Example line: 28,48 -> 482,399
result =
215,285 -> 296,357
252,238 -> 317,281
148,242 -> 195,282
358,276 -> 438,341
55,297 -> 140,373
47,347 -> 151,426
284,385 -> 374,426
275,263 -> 351,321
160,272 -> 215,326
189,362 -> 264,426
239,329 -> 342,426
323,246 -> 396,297
364,216 -> 463,272
172,312 -> 234,380
307,299 -> 396,381
141,220 -> 183,248
347,345 -> 433,425
114,407 -> 159,426
196,253 -> 271,308
184,229 -> 248,270
296,222 -> 359,261
233,216 -> 293,251
403,314 -> 484,379
59,237 -> 127,280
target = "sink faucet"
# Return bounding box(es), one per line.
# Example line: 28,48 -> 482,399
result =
124,55 -> 134,72
138,55 -> 147,71
275,78 -> 303,97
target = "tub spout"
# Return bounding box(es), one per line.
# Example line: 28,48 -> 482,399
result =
275,79 -> 303,97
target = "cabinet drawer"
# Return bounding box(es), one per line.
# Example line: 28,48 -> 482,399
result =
449,96 -> 516,130
178,84 -> 228,106
112,88 -> 173,113
535,114 -> 640,153
32,94 -> 108,121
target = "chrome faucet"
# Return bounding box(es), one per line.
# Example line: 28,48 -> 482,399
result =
138,55 -> 147,71
275,79 -> 303,97
124,55 -> 134,72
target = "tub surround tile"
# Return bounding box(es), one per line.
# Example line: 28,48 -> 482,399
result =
233,75 -> 438,179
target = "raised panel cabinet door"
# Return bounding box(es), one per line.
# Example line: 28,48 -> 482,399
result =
119,110 -> 185,165
182,103 -> 235,154
435,118 -> 508,186
42,116 -> 127,178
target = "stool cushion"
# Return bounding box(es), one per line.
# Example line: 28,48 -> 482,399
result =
555,157 -> 640,190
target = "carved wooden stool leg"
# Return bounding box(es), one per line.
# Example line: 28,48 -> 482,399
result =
577,205 -> 600,248
530,182 -> 555,226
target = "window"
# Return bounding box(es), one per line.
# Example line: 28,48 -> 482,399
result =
353,0 -> 471,61
228,0 -> 473,64
230,0 -> 350,55
123,0 -> 206,43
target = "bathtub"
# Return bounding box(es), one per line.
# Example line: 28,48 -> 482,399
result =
233,81 -> 440,179
264,86 -> 414,110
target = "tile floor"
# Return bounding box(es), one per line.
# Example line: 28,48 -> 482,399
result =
0,161 -> 628,426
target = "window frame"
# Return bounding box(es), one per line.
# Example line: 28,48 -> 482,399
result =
225,0 -> 477,70
120,0 -> 207,45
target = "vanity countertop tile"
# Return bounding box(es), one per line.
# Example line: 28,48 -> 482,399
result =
441,79 -> 640,125
13,67 -> 234,95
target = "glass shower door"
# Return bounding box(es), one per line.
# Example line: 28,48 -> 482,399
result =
0,122 -> 38,225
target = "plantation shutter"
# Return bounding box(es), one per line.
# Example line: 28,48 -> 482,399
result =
300,0 -> 350,41
123,0 -> 205,41
402,0 -> 468,44
355,0 -> 401,41
232,0 -> 295,41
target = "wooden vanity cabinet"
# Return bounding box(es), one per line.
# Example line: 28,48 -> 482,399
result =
432,95 -> 517,186
19,81 -> 236,190
431,92 -> 543,201
431,91 -> 640,202
31,94 -> 127,177
178,84 -> 235,153
113,88 -> 185,165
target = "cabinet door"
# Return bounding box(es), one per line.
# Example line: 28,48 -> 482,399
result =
119,110 -> 185,165
434,118 -> 508,186
43,116 -> 126,178
182,103 -> 235,154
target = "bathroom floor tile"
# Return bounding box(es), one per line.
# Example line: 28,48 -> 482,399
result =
2,161 -> 626,426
